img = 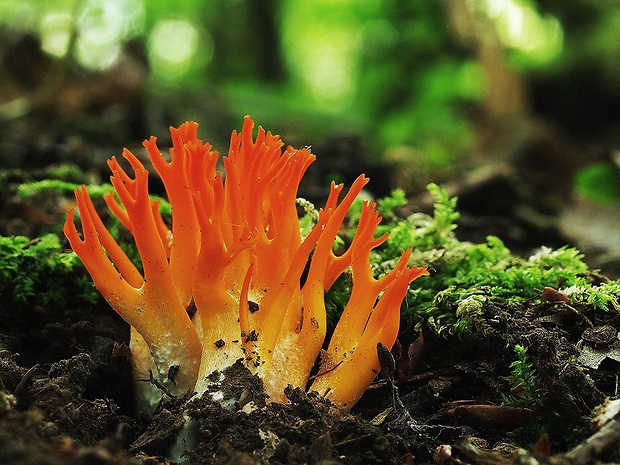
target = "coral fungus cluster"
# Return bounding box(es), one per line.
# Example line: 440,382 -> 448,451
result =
64,116 -> 427,411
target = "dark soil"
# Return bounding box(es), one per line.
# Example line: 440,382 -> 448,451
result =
2,280 -> 619,465
1,117 -> 620,465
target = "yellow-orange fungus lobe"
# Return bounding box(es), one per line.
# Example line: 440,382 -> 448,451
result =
64,115 -> 427,412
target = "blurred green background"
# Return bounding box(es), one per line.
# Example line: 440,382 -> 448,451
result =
0,0 -> 618,199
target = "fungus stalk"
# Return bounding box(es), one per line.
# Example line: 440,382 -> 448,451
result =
64,116 -> 428,412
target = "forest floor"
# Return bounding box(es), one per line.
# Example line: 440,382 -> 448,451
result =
1,118 -> 620,465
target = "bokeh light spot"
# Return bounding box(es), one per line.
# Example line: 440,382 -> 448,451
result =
148,19 -> 209,82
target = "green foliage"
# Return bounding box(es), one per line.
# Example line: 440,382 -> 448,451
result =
359,184 -> 620,337
326,182 -> 618,337
324,274 -> 353,323
502,345 -> 544,408
405,182 -> 460,251
1,0 -> 618,186
7,179 -> 620,345
0,234 -> 98,310
297,197 -> 320,238
562,281 -> 620,312
17,180 -> 172,218
350,183 -> 459,259
376,188 -> 407,221
575,163 -> 620,205
17,179 -> 113,200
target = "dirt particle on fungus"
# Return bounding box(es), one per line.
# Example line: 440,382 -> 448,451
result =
248,301 -> 259,313
214,339 -> 226,348
207,370 -> 222,382
167,365 -> 180,384
185,298 -> 198,318
244,330 -> 258,343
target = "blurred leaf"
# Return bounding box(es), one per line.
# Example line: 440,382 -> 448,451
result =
575,163 -> 620,204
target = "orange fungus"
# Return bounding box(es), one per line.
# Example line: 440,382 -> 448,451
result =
64,116 -> 428,411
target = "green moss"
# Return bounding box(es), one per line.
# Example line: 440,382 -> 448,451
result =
17,179 -> 172,218
0,234 -> 99,309
338,183 -> 620,337
502,345 -> 544,408
7,179 -> 620,341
